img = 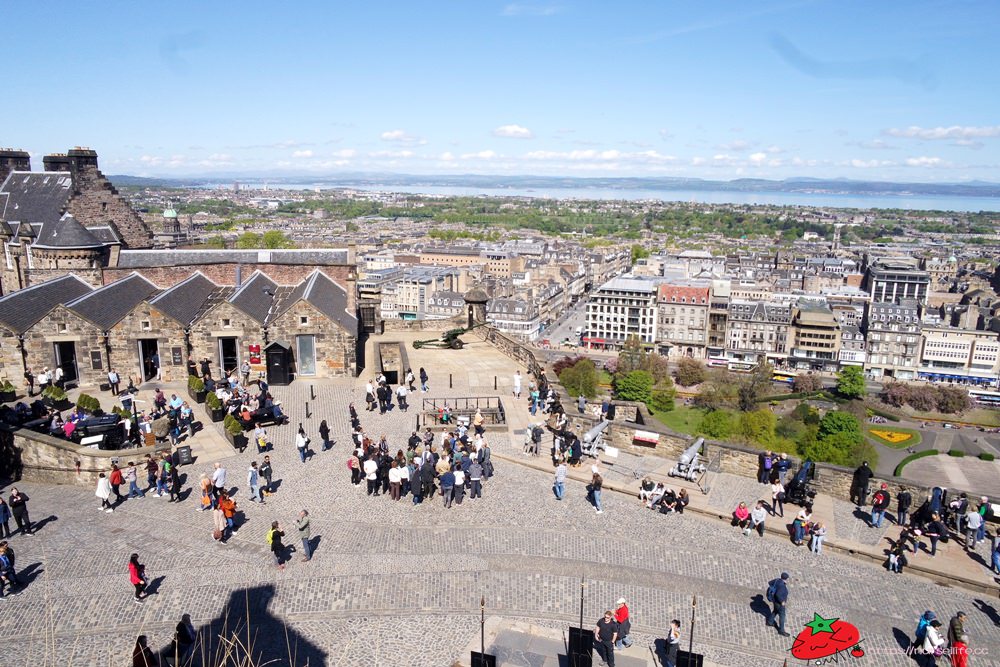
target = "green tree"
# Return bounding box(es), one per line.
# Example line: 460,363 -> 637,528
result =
737,362 -> 773,411
235,232 -> 262,249
649,377 -> 676,413
799,431 -> 852,466
674,357 -> 707,387
792,374 -> 824,393
262,230 -> 295,248
739,409 -> 777,446
616,335 -> 646,375
699,410 -> 735,439
836,365 -> 866,399
615,370 -> 654,404
817,410 -> 862,445
630,244 -> 651,264
204,235 -> 226,249
791,402 -> 820,425
559,359 -> 599,399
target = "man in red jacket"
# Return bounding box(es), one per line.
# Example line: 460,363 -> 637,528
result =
614,597 -> 633,649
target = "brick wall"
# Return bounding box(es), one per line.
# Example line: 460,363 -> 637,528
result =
266,300 -> 357,377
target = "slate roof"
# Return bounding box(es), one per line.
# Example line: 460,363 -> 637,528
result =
65,273 -> 160,330
33,213 -> 103,249
0,274 -> 93,334
0,172 -> 73,226
149,272 -> 221,327
228,271 -> 278,324
190,286 -> 236,324
116,248 -> 350,268
86,225 -> 122,245
272,270 -> 358,336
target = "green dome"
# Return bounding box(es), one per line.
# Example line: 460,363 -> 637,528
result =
163,208 -> 177,219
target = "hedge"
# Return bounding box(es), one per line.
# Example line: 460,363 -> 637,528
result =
893,449 -> 938,477
947,449 -> 965,457
756,391 -> 824,403
980,452 -> 995,462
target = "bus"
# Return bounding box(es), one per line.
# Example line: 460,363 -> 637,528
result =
772,371 -> 796,385
727,361 -> 757,373
707,357 -> 729,368
968,388 -> 1000,405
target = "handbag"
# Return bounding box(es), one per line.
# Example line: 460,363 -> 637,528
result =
933,645 -> 944,657
213,528 -> 223,541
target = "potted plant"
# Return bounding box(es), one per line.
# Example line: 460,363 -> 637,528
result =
0,379 -> 16,403
76,393 -> 104,416
223,413 -> 247,451
205,391 -> 225,423
42,384 -> 71,410
188,375 -> 207,404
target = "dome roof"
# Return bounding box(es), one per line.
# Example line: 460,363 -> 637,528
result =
163,208 -> 177,219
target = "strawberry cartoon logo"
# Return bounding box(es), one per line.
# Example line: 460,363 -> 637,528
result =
790,613 -> 865,662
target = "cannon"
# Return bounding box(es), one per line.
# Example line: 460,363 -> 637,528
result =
413,322 -> 487,350
580,420 -> 610,458
668,438 -> 706,482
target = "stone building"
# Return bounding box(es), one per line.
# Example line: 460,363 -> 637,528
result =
864,300 -> 922,380
656,283 -> 710,359
725,300 -> 792,366
788,303 -> 841,372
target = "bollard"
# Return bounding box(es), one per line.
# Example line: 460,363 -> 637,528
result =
305,402 -> 310,419
494,376 -> 497,391
310,385 -> 315,400
449,374 -> 453,389
416,414 -> 420,430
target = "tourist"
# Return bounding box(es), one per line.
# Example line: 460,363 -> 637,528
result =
590,467 -> 604,514
167,463 -> 182,503
296,425 -> 309,463
419,367 -> 428,392
765,572 -> 790,637
255,424 -> 268,453
613,597 -> 633,649
810,522 -> 827,554
211,462 -> 227,499
897,486 -> 912,526
757,449 -> 773,484
260,456 -> 274,496
247,462 -> 263,504
924,513 -> 946,557
964,506 -> 982,551
664,619 -> 681,667
296,510 -> 312,562
770,478 -> 785,518
96,473 -> 114,513
887,532 -> 908,573
0,498 -> 11,538
513,370 -> 522,398
947,611 -> 969,667
126,461 -> 147,499
395,384 -> 408,412
364,455 -> 379,495
452,466 -> 466,505
266,521 -> 286,570
469,458 -> 484,499
593,610 -> 618,667
240,360 -> 251,386
734,502 -> 751,536
128,553 -> 148,604
217,491 -> 236,538
792,504 -> 812,545
440,466 -> 455,508
975,496 -> 991,544
23,367 -> 34,397
405,368 -> 416,392
750,502 -> 767,537
552,461 -> 567,500
212,505 -> 227,543
388,461 -> 402,500
993,528 -> 1000,575
921,619 -> 945,665
850,461 -> 874,507
0,542 -> 22,598
108,369 -> 120,395
163,614 -> 197,667
109,464 -> 125,503
196,474 -> 212,511
144,455 -> 158,493
870,483 -> 891,528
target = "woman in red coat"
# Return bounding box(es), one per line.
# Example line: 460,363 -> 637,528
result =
128,553 -> 148,604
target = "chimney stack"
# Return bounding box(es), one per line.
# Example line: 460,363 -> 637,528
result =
43,147 -> 99,174
0,148 -> 31,184
43,153 -> 72,172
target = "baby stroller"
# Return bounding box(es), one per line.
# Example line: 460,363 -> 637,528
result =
784,460 -> 817,506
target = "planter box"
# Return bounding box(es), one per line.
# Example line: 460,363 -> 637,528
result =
187,387 -> 207,404
225,430 -> 248,452
0,390 -> 16,403
207,406 -> 225,423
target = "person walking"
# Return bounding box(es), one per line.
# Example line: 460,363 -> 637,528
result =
924,513 -> 946,557
664,619 -> 681,667
964,507 -> 983,551
318,419 -> 331,451
613,598 -> 633,649
947,611 -> 969,667
125,462 -> 145,499
129,553 -> 148,604
167,463 -> 182,502
770,479 -> 785,517
440,467 -> 455,509
870,483 -> 891,528
217,491 -> 237,538
266,521 -> 286,570
295,425 -> 309,464
260,456 -> 274,496
240,360 -> 251,386
419,367 -> 428,392
145,455 -> 158,494
766,572 -> 790,636
553,461 -> 567,501
247,462 -> 264,504
513,370 -> 522,399
591,468 -> 604,514
212,506 -> 227,543
23,367 -> 34,397
921,619 -> 945,666
850,461 -> 874,507
396,384 -> 408,412
405,368 -> 416,392
109,464 -> 125,503
211,462 -> 227,500
468,459 -> 483,499
296,510 -> 312,562
108,369 -> 121,396
96,472 -> 114,513
593,610 -> 618,667
8,488 -> 33,537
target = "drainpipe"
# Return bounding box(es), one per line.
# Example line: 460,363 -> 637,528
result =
102,331 -> 112,373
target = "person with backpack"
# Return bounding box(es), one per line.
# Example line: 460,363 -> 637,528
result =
664,619 -> 681,667
266,521 -> 286,570
765,572 -> 790,637
921,618 -> 945,665
247,462 -> 264,504
128,553 -> 148,604
870,483 -> 891,528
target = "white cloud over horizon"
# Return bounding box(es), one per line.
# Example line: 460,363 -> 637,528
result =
492,124 -> 534,139
885,125 -> 1000,140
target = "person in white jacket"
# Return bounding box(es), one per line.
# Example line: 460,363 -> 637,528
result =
95,473 -> 114,513
921,618 -> 945,665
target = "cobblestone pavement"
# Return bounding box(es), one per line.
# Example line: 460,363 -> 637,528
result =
1,374 -> 1000,667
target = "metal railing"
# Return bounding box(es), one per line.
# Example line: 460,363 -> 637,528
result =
421,396 -> 507,425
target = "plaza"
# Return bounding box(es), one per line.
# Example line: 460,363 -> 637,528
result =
0,334 -> 998,667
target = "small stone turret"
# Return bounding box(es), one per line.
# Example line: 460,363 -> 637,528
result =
0,148 -> 31,183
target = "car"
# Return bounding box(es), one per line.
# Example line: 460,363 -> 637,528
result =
943,423 -> 956,429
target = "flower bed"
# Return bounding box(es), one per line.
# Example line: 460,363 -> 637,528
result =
865,425 -> 921,449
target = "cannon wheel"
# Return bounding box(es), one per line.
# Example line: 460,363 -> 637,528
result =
450,338 -> 464,349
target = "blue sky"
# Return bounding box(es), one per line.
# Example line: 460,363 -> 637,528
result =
3,1 -> 999,181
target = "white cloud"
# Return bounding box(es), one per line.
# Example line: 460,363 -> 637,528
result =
885,125 -> 1000,140
501,3 -> 562,16
718,139 -> 752,152
690,157 -> 707,166
905,156 -> 948,167
439,151 -> 455,161
332,149 -> 357,158
368,150 -> 415,159
460,150 -> 497,160
749,152 -> 768,165
848,139 -> 896,150
380,129 -> 426,145
492,124 -> 534,139
292,149 -> 314,158
524,149 -> 675,163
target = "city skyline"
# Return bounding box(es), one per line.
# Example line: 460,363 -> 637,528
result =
4,1 -> 1000,182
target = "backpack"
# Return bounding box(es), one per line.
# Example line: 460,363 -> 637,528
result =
873,491 -> 886,507
265,529 -> 275,546
766,579 -> 777,603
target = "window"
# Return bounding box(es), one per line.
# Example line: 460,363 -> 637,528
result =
222,318 -> 232,328
141,320 -> 151,331
300,316 -> 309,326
58,323 -> 67,333
296,335 -> 316,376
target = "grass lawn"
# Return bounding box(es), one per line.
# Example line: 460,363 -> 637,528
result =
865,424 -> 922,449
897,405 -> 1000,427
597,370 -> 614,387
651,405 -> 705,435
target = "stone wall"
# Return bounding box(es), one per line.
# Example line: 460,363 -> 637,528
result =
477,326 -> 544,379
188,301 -> 263,379
6,425 -> 170,487
23,305 -> 105,388
108,303 -> 187,384
67,165 -> 154,249
267,300 -> 357,377
382,315 -> 465,332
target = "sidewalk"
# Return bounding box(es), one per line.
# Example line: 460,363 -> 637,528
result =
498,396 -> 1000,596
